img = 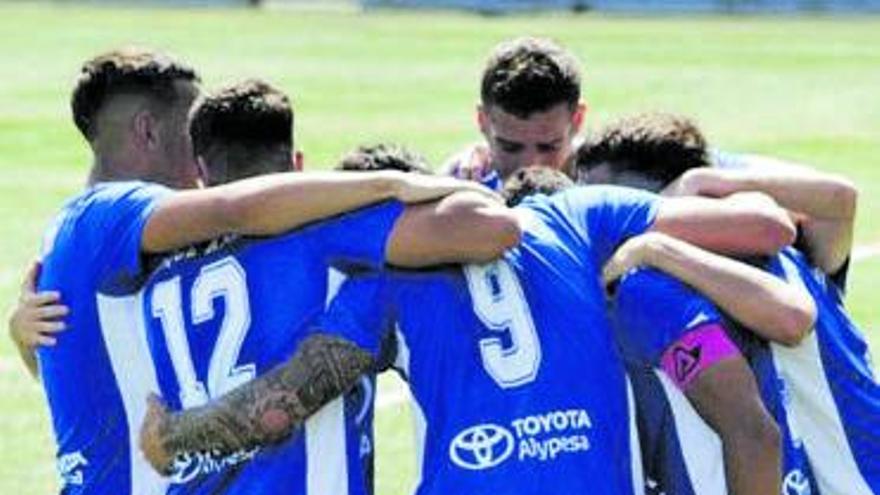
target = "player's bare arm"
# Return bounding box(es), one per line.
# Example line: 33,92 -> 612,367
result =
7,261 -> 69,379
686,358 -> 782,495
140,333 -> 372,473
650,192 -> 797,256
672,160 -> 857,274
386,190 -> 521,267
142,170 -> 498,254
604,232 -> 816,345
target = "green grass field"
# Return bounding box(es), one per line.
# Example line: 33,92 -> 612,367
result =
0,3 -> 878,493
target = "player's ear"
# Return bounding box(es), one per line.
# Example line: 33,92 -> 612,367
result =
133,111 -> 161,151
477,104 -> 490,136
292,150 -> 304,172
571,102 -> 587,135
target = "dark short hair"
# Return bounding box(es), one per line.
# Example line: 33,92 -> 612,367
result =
336,143 -> 432,175
503,165 -> 574,207
481,37 -> 581,119
190,79 -> 293,185
72,47 -> 199,141
190,79 -> 293,160
575,112 -> 709,188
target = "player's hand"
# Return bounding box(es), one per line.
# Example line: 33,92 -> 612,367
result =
8,261 -> 68,350
453,144 -> 493,182
392,173 -> 503,205
140,393 -> 175,475
602,233 -> 666,286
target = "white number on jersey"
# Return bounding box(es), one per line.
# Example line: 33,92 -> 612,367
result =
151,257 -> 255,408
464,261 -> 541,388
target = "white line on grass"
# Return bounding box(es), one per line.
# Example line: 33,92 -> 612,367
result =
854,242 -> 880,262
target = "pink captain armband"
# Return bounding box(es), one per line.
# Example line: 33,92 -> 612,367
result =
660,323 -> 742,391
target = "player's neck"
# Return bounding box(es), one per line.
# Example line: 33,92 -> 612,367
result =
87,154 -> 194,189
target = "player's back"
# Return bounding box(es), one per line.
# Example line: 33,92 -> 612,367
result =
767,248 -> 880,494
37,181 -> 172,494
142,201 -> 402,495
385,191 -> 651,495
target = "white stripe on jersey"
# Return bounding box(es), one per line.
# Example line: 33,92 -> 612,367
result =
772,254 -> 873,495
326,268 -> 347,306
626,377 -> 647,495
655,371 -> 728,495
392,325 -> 428,489
393,324 -> 411,377
306,398 -> 349,495
97,292 -> 169,495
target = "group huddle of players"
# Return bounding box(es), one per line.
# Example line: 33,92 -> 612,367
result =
8,36 -> 878,495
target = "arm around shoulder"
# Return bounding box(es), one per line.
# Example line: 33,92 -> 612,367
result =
651,192 -> 796,256
142,171 -> 493,254
385,190 -> 521,268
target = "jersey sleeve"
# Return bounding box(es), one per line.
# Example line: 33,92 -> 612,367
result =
308,200 -> 405,271
82,182 -> 172,293
612,267 -> 725,366
554,185 -> 660,267
318,273 -> 395,358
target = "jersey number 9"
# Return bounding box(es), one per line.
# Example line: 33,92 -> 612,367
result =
465,261 -> 541,389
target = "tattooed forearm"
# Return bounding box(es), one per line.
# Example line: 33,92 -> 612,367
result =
160,333 -> 374,459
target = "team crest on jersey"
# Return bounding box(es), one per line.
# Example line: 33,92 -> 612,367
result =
449,409 -> 593,470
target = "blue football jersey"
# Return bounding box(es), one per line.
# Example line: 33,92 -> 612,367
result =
613,268 -> 818,495
324,186 -> 659,495
141,201 -> 403,495
767,248 -> 880,495
36,181 -> 172,494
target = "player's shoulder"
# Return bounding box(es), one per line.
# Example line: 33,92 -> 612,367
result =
59,180 -> 171,223
620,266 -> 681,291
772,247 -> 837,294
624,269 -> 724,322
522,184 -> 652,211
617,267 -> 707,310
516,185 -> 651,232
41,181 -> 171,261
76,180 -> 170,227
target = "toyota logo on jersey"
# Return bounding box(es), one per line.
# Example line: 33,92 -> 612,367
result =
449,423 -> 516,470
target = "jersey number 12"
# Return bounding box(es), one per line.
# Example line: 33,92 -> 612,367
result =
151,257 -> 256,409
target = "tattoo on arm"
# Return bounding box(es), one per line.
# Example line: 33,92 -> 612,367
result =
160,333 -> 374,459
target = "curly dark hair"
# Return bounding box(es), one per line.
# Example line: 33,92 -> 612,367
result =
71,47 -> 199,141
336,143 -> 432,175
481,37 -> 581,119
190,79 -> 292,159
503,165 -> 574,207
575,112 -> 710,188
